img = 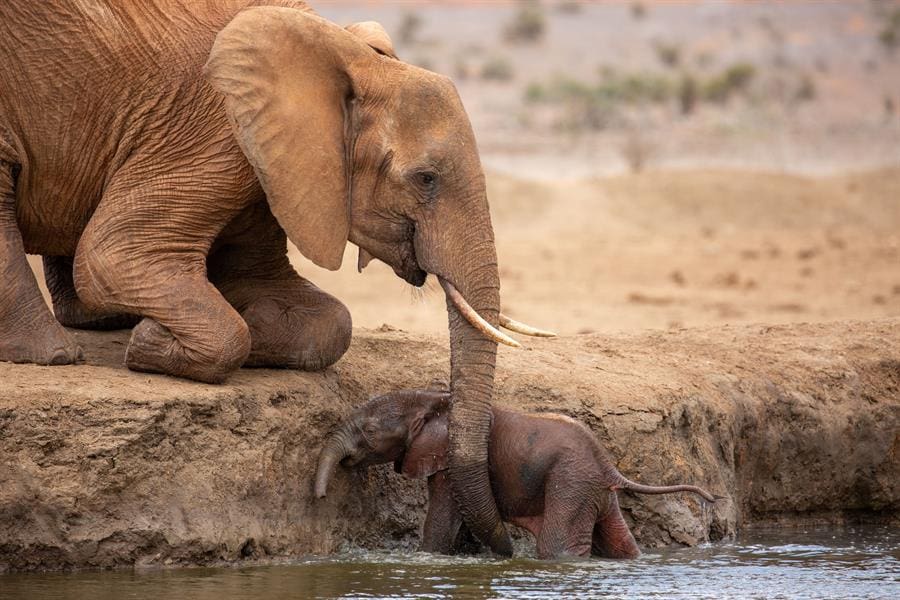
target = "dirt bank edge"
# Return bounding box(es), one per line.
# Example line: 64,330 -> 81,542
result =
1,319 -> 897,572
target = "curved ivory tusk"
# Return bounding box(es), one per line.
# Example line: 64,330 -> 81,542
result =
499,314 -> 557,338
439,278 -> 521,348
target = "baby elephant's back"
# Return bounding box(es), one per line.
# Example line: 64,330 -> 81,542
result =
489,409 -> 600,514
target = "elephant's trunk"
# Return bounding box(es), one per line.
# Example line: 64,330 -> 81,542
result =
615,475 -> 719,503
442,271 -> 513,557
314,423 -> 358,498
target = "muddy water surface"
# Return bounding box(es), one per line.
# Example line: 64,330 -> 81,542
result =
2,526 -> 897,599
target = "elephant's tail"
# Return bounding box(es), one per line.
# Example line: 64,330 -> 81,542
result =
613,476 -> 720,503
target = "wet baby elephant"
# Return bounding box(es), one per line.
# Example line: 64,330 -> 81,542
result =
315,388 -> 719,559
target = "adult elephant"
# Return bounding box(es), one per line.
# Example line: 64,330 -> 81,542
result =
0,1 -> 551,555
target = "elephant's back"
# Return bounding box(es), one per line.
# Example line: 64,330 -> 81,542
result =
0,1 -> 263,255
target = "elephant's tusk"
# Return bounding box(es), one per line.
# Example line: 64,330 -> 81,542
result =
499,314 -> 557,338
439,278 -> 521,348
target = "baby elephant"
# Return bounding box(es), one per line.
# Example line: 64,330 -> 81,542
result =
315,388 -> 718,559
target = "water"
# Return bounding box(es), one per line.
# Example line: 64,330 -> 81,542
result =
2,526 -> 897,599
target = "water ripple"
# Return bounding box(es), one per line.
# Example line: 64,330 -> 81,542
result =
1,526 -> 897,600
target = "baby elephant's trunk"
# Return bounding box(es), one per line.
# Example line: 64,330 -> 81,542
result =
314,423 -> 357,498
615,476 -> 719,503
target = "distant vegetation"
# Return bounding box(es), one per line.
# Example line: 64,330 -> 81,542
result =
556,1 -> 583,15
876,6 -> 900,52
653,42 -> 681,69
701,63 -> 756,104
524,61 -> 766,129
504,0 -> 546,44
397,11 -> 423,45
480,56 -> 515,81
630,2 -> 647,20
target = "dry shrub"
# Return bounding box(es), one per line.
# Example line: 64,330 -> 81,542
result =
504,1 -> 546,44
654,42 -> 681,69
620,128 -> 656,173
397,11 -> 422,45
480,56 -> 514,82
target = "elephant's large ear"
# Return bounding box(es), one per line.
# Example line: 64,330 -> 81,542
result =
401,417 -> 449,479
345,21 -> 397,59
205,8 -> 372,270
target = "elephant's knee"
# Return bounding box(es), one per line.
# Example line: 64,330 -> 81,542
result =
304,296 -> 352,369
243,292 -> 351,371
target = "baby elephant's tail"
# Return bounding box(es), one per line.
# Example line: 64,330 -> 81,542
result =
614,477 -> 720,503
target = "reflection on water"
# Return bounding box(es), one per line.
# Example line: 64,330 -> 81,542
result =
2,526 -> 898,599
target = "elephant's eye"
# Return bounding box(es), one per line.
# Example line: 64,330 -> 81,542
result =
413,170 -> 439,198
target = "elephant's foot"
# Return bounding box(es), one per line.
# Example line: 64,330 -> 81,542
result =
125,317 -> 249,383
44,255 -> 140,331
0,312 -> 83,365
240,290 -> 352,370
0,169 -> 83,365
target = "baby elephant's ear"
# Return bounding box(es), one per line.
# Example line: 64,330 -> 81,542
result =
345,21 -> 397,59
401,417 -> 448,479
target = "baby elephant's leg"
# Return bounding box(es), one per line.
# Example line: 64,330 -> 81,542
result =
421,471 -> 464,554
592,492 -> 641,559
536,472 -> 597,559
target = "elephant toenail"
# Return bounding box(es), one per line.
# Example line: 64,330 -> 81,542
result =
48,348 -> 72,365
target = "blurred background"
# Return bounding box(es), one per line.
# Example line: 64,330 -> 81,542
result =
304,0 -> 900,337
31,0 -> 900,338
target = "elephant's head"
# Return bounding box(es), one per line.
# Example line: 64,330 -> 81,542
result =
205,7 -> 551,556
314,388 -> 450,498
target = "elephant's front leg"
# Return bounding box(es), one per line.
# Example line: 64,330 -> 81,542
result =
421,470 -> 465,554
208,204 -> 351,371
0,160 -> 82,365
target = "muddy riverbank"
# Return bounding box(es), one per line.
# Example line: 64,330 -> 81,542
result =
1,319 -> 897,572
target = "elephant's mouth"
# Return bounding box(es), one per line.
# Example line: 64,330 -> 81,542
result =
393,224 -> 427,286
397,266 -> 427,287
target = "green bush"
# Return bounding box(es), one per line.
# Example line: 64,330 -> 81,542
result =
524,82 -> 547,103
703,63 -> 756,103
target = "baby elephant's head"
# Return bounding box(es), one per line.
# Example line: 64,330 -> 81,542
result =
314,387 -> 450,498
